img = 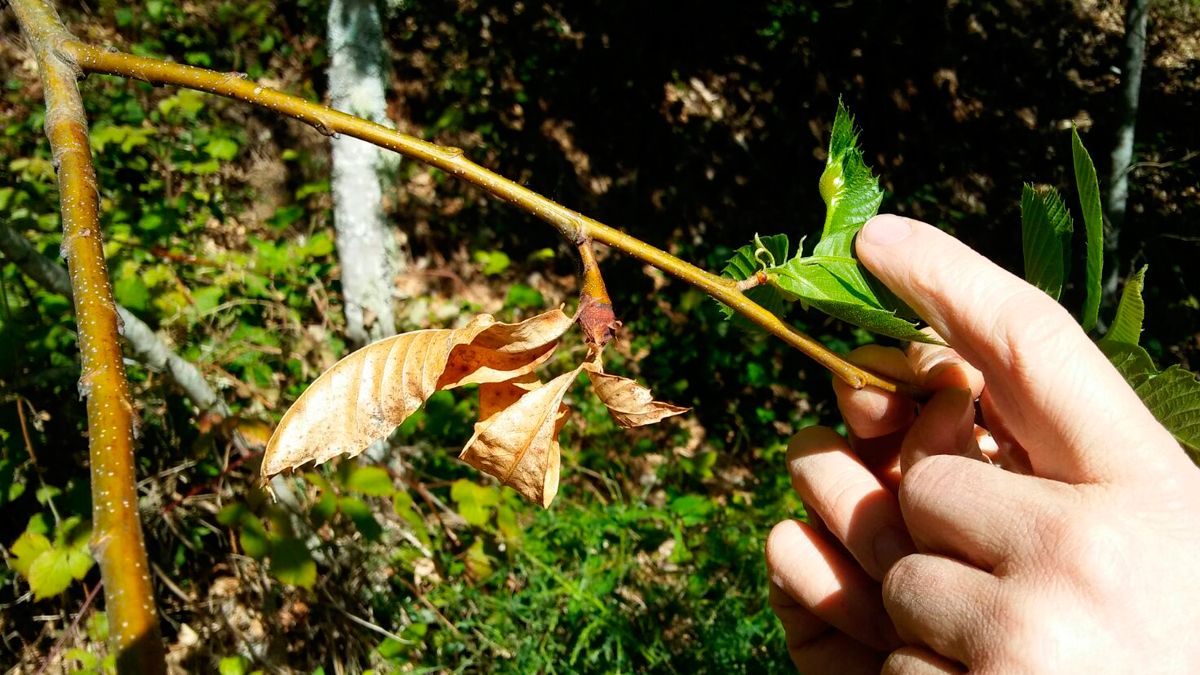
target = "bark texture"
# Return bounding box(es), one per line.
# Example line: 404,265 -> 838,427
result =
328,0 -> 398,347
1105,0 -> 1149,299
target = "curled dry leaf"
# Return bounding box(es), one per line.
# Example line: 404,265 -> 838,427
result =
583,360 -> 690,428
262,309 -> 574,479
460,368 -> 580,507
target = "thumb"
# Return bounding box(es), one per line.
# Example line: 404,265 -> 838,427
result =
855,214 -> 1181,484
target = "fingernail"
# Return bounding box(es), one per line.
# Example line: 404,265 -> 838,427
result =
872,525 -> 913,576
862,215 -> 912,246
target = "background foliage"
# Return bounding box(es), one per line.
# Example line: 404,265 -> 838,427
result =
1,0 -> 1198,672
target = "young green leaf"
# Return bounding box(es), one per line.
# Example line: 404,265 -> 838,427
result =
1100,265 -> 1147,347
1072,127 -> 1104,332
813,102 -> 884,258
1101,341 -> 1156,389
1020,184 -> 1073,300
769,256 -> 938,343
269,537 -> 317,588
1133,366 -> 1200,461
719,234 -> 790,321
344,465 -> 395,497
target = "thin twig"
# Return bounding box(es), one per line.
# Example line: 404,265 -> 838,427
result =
34,581 -> 103,675
64,41 -> 924,399
395,578 -> 464,638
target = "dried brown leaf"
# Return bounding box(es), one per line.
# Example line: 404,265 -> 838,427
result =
437,308 -> 575,388
262,309 -> 574,478
583,360 -> 690,428
460,367 -> 581,507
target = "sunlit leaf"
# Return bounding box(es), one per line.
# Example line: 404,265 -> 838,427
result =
1133,366 -> 1200,459
9,530 -> 51,578
1101,265 -> 1147,347
1072,127 -> 1104,332
459,367 -> 580,507
28,544 -> 91,600
262,308 -> 573,477
582,360 -> 689,428
450,479 -> 501,526
1020,184 -> 1073,300
1102,340 -> 1155,385
813,101 -> 884,258
718,233 -> 790,322
769,256 -> 937,343
344,465 -> 395,497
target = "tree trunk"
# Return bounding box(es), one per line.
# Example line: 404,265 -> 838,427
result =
1104,0 -> 1149,300
327,0 -> 400,347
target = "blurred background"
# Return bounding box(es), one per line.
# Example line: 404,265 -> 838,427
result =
1,0 -> 1197,672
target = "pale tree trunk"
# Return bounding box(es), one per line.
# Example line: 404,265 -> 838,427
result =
1104,0 -> 1149,301
328,0 -> 400,347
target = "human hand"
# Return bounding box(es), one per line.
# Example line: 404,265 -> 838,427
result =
766,214 -> 1200,674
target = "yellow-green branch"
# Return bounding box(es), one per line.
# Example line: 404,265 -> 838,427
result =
62,43 -> 920,397
8,1 -> 166,673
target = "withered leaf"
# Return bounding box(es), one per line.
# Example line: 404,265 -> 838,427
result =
262,309 -> 573,479
583,360 -> 690,428
460,367 -> 581,507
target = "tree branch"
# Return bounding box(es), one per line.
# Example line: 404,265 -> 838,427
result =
0,222 -> 230,416
63,41 -> 924,398
8,1 -> 166,672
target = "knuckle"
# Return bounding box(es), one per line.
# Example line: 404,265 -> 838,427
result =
882,553 -> 923,605
1045,512 -> 1131,599
899,453 -> 961,509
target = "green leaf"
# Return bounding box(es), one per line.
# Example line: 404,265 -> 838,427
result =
1020,184 -> 1073,300
669,494 -> 714,527
28,544 -> 91,599
238,517 -> 270,559
219,656 -> 248,675
1102,341 -> 1157,390
813,101 -> 884,258
192,286 -> 224,314
1072,127 -> 1104,332
338,496 -> 383,541
1133,366 -> 1200,459
450,479 -> 500,527
204,137 -> 240,161
345,466 -> 394,497
114,275 -> 151,313
473,250 -> 511,276
769,256 -> 938,343
718,234 -> 790,321
269,537 -> 316,588
1101,265 -> 1147,347
9,530 -> 51,578
504,283 -> 545,310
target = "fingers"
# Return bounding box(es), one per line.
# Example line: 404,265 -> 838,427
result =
770,583 -> 885,675
883,552 -> 1001,665
883,648 -> 966,675
765,519 -> 899,651
833,345 -> 918,441
899,454 -> 1063,570
899,387 -> 983,473
856,215 -> 1180,484
907,336 -> 984,398
788,427 -> 915,580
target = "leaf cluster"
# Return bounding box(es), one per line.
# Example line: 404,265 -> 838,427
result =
721,102 -> 937,343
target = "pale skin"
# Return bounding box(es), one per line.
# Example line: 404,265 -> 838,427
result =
766,214 -> 1200,674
